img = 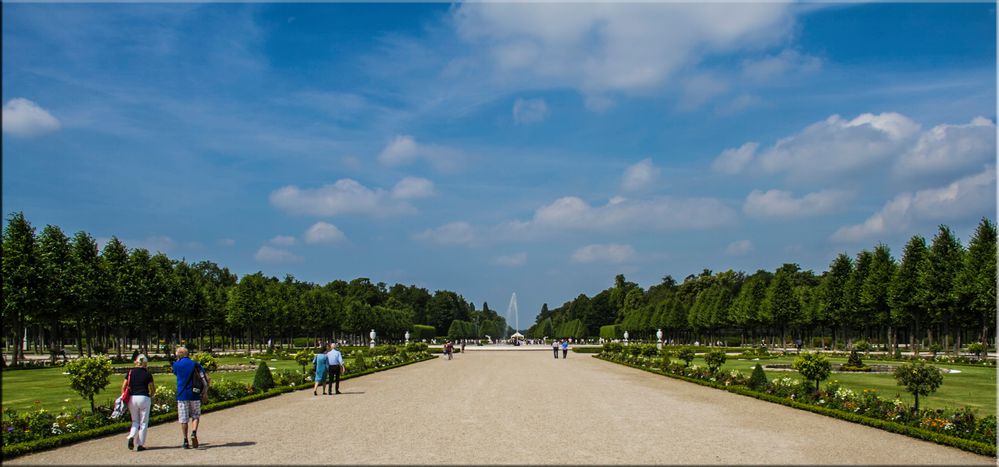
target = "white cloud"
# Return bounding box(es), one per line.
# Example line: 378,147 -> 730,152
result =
743,189 -> 853,219
493,252 -> 527,267
417,194 -> 736,247
894,117 -> 995,178
270,178 -> 425,217
714,112 -> 921,180
254,245 -> 302,263
269,235 -> 296,247
741,49 -> 820,82
453,3 -> 794,96
376,135 -> 463,172
512,98 -> 548,125
725,240 -> 753,256
571,243 -> 636,264
2,98 -> 61,137
391,177 -> 435,199
218,238 -> 236,247
415,221 -> 478,246
831,168 -> 997,242
711,142 -> 757,175
678,73 -> 729,110
304,222 -> 346,244
621,158 -> 660,192
530,195 -> 735,232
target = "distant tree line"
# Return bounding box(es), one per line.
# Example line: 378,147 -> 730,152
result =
1,212 -> 508,365
527,219 -> 996,354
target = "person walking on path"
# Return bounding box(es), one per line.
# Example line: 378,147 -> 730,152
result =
172,346 -> 208,449
461,341 -> 466,354
444,341 -> 454,360
123,354 -> 155,451
552,340 -> 559,359
312,347 -> 328,396
325,343 -> 344,395
561,339 -> 569,359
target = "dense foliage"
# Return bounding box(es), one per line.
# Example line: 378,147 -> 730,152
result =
1,213 -> 511,365
598,347 -> 995,451
64,356 -> 112,412
894,360 -> 945,412
527,220 -> 996,357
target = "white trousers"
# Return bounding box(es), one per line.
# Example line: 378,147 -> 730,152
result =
127,395 -> 152,447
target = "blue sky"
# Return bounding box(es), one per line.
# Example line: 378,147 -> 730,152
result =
3,2 -> 996,328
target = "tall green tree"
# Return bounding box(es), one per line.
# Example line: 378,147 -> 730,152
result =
889,236 -> 928,355
2,212 -> 39,365
819,253 -> 852,349
862,244 -> 896,349
920,225 -> 965,351
844,250 -> 872,343
99,237 -> 130,356
36,225 -> 73,360
763,264 -> 800,347
69,232 -> 102,356
955,218 -> 997,346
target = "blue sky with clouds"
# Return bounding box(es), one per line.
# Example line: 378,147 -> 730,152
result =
3,2 -> 996,328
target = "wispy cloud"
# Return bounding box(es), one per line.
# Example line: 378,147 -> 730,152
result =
571,243 -> 635,264
254,245 -> 302,263
621,158 -> 660,192
493,252 -> 527,267
304,222 -> 346,244
831,167 -> 996,242
2,98 -> 60,137
377,135 -> 463,172
270,178 -> 433,218
512,98 -> 548,125
743,189 -> 853,219
725,239 -> 753,256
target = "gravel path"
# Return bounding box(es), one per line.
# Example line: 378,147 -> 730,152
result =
8,351 -> 994,465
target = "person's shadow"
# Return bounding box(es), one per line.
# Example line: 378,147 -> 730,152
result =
336,391 -> 365,395
199,441 -> 256,449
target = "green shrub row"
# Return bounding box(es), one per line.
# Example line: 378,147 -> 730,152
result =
596,355 -> 996,457
2,354 -> 434,460
571,347 -> 602,354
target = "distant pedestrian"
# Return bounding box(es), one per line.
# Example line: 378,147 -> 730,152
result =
461,341 -> 466,354
561,339 -> 569,359
312,346 -> 328,396
552,340 -> 559,359
172,346 -> 208,449
123,354 -> 156,451
444,341 -> 454,360
326,343 -> 344,395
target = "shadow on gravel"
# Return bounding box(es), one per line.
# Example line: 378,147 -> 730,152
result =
336,391 -> 365,395
198,441 -> 256,450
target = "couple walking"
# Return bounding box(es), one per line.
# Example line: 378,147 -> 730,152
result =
312,343 -> 345,396
122,346 -> 209,452
551,339 -> 569,359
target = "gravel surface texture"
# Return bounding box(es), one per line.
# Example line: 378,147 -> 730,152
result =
8,350 -> 994,465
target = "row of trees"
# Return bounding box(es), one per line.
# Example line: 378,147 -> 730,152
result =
2,212 -> 508,365
527,219 -> 996,354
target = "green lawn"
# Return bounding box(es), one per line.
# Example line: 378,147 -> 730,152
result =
2,356 -> 319,413
715,355 -> 996,416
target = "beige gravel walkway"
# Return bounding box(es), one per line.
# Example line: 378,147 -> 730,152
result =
8,351 -> 994,465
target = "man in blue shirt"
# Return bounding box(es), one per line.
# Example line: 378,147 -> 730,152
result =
325,343 -> 344,395
172,346 -> 207,449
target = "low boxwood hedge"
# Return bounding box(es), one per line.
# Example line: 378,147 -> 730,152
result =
596,355 -> 996,457
2,354 -> 434,460
571,347 -> 602,354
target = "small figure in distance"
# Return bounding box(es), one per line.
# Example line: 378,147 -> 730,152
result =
552,339 -> 559,359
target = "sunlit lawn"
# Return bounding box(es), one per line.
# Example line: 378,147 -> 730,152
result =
713,355 -> 996,415
2,356 -> 323,413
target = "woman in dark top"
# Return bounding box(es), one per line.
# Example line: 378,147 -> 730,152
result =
123,354 -> 156,451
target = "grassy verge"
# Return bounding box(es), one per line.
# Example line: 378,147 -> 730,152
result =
596,355 -> 996,457
2,354 -> 434,460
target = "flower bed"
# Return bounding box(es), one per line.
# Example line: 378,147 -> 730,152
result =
3,349 -> 433,459
597,347 -> 995,456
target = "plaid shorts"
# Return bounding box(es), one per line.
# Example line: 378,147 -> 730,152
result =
177,400 -> 201,423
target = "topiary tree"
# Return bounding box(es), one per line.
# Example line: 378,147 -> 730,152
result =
793,352 -> 831,393
677,347 -> 695,367
192,353 -> 218,372
294,349 -> 312,382
704,349 -> 727,372
853,339 -> 871,355
966,342 -> 987,359
65,355 -> 113,412
748,363 -> 768,391
352,352 -> 368,372
894,360 -> 944,412
253,361 -> 274,392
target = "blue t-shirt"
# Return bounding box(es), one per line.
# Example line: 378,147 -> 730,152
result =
172,357 -> 205,401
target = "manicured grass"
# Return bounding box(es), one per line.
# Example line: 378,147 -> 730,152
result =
2,356 -> 324,413
714,355 -> 996,415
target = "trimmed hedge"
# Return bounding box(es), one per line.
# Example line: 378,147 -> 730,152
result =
2,354 -> 435,460
571,347 -> 603,354
595,355 -> 996,457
